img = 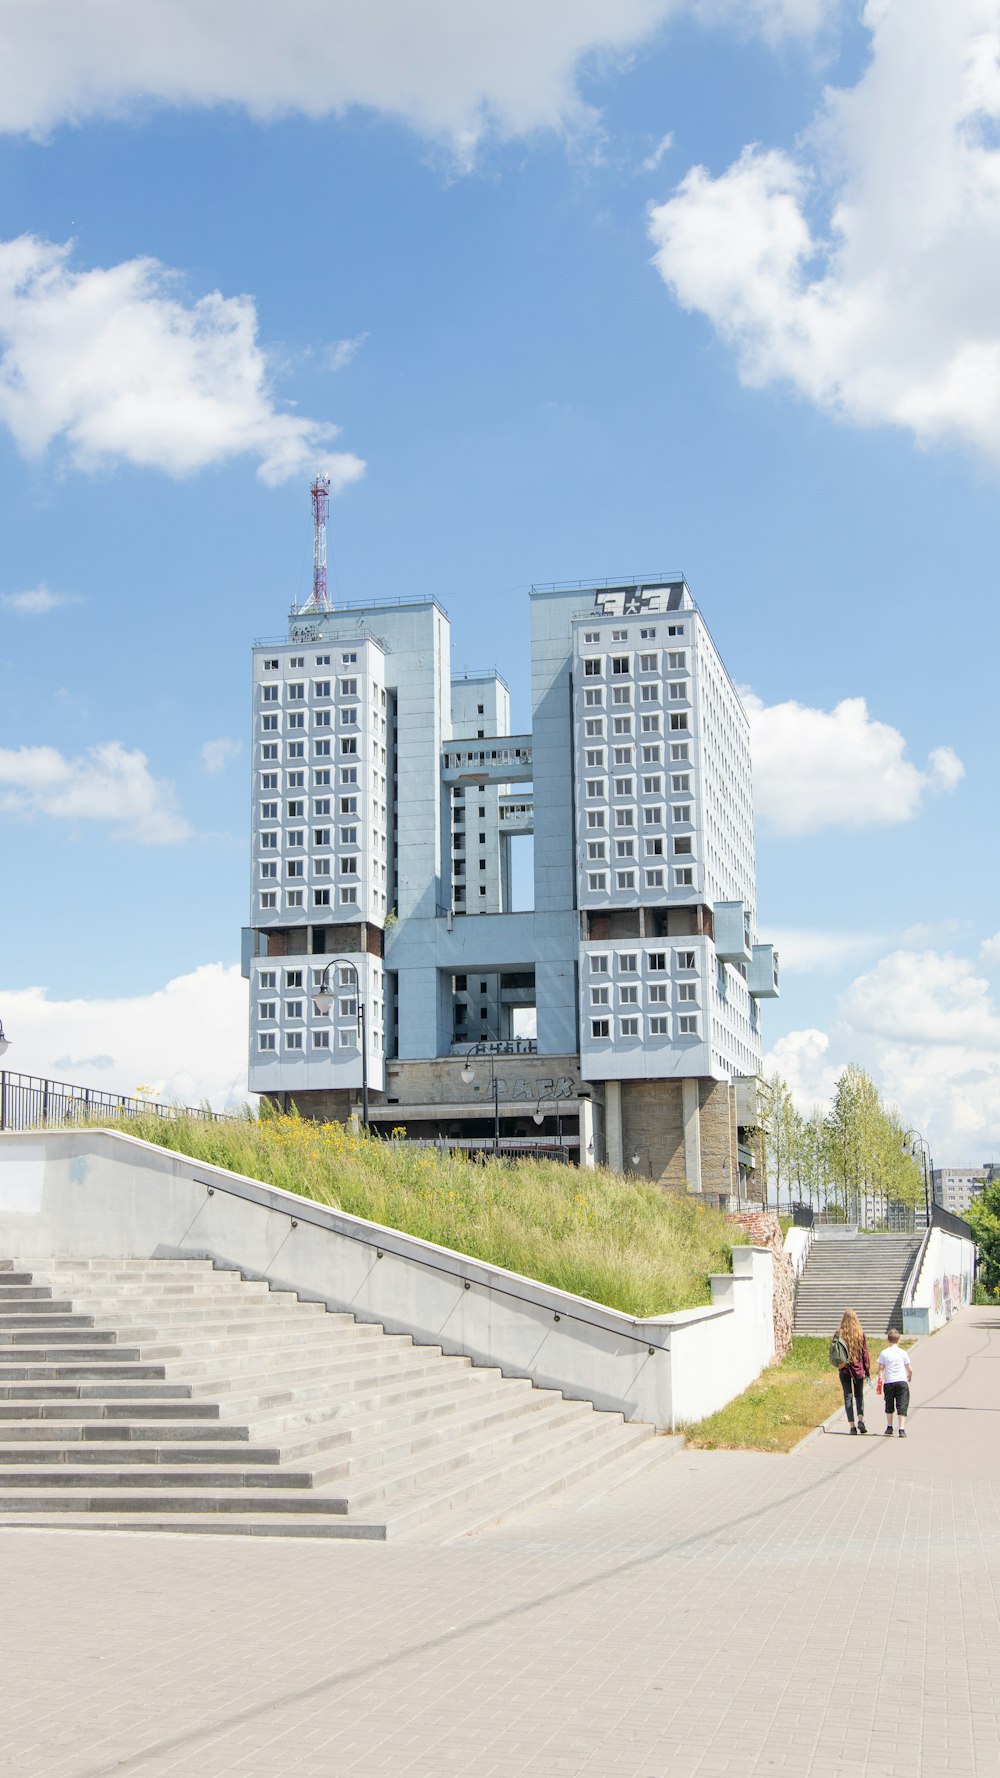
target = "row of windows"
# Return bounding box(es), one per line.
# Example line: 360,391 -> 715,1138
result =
588,949 -> 699,973
260,676 -> 382,703
258,887 -> 387,911
588,1014 -> 699,1040
256,738 -> 386,764
258,1030 -> 361,1053
581,654 -> 687,678
585,868 -> 695,892
258,967 -> 377,990
262,653 -> 360,669
579,624 -> 685,644
589,982 -> 697,1006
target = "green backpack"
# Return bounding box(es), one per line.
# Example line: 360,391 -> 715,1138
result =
829,1335 -> 849,1368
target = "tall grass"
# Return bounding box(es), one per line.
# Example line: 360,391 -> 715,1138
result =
78,1106 -> 741,1317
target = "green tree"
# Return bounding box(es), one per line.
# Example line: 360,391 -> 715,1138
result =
758,1071 -> 797,1211
966,1180 -> 1000,1292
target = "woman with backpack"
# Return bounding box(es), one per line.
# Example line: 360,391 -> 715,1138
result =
830,1309 -> 871,1434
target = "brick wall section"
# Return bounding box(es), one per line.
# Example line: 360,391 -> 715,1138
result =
621,1081 -> 687,1189
729,1210 -> 794,1357
698,1079 -> 739,1197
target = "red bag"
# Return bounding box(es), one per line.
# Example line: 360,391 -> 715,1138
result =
876,1374 -> 884,1396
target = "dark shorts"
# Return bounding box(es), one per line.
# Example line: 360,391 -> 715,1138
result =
884,1381 -> 910,1416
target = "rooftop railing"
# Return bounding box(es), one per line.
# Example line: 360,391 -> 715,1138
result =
0,1071 -> 229,1133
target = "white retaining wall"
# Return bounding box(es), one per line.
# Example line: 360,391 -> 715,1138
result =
903,1225 -> 977,1335
0,1129 -> 775,1431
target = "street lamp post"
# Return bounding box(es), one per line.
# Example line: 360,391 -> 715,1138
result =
312,958 -> 368,1129
532,1097 -> 564,1159
461,1046 -> 500,1155
904,1128 -> 932,1228
629,1141 -> 651,1178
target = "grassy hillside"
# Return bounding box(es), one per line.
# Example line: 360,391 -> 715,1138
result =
80,1106 -> 742,1318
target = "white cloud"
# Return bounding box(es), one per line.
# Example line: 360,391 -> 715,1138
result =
201,737 -> 241,776
0,741 -> 190,843
981,932 -> 1000,966
0,235 -> 365,487
765,942 -> 1000,1158
641,131 -> 675,173
0,0 -> 838,152
1,582 -> 79,615
0,965 -> 250,1112
743,691 -> 964,833
649,0 -> 1000,464
325,334 -> 369,373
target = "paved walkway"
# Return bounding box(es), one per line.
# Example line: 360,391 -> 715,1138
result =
2,1310 -> 999,1778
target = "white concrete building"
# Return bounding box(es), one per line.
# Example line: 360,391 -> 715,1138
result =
244,576 -> 778,1197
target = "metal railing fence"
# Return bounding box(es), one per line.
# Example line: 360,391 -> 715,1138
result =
0,1071 -> 228,1134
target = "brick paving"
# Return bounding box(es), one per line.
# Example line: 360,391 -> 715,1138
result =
1,1308 -> 998,1778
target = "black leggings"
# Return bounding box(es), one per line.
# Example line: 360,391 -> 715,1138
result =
841,1371 -> 865,1422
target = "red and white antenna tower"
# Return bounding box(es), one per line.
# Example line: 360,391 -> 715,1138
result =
304,473 -> 332,611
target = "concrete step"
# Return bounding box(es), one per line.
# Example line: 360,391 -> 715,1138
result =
0,1439 -> 275,1464
213,1356 -> 486,1423
0,1400 -> 221,1422
0,1362 -> 167,1382
0,1419 -> 245,1442
0,1381 -> 191,1401
173,1343 -> 449,1395
118,1324 -> 391,1362
243,1369 -> 533,1443
281,1390 -> 581,1483
0,1463 -> 313,1489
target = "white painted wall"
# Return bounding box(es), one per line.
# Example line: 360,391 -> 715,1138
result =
0,1129 -> 775,1432
783,1225 -> 813,1282
903,1226 -> 977,1334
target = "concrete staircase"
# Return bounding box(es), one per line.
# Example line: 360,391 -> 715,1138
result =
793,1233 -> 922,1338
0,1259 -> 674,1539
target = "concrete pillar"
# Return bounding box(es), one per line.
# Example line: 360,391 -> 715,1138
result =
682,1078 -> 702,1192
605,1080 -> 624,1173
579,1096 -> 596,1169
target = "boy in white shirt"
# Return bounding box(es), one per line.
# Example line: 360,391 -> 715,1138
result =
878,1328 -> 913,1438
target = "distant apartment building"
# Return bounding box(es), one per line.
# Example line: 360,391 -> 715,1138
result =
932,1165 -> 997,1215
242,571 -> 779,1198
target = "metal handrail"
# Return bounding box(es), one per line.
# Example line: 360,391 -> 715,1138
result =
0,1070 -> 228,1133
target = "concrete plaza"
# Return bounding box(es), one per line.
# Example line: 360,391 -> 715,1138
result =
2,1308 -> 998,1778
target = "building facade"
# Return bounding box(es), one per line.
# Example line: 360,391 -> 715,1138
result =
931,1166 -> 997,1215
243,575 -> 778,1198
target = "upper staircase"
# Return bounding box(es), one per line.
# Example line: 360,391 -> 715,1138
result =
793,1232 -> 921,1338
0,1258 -> 675,1539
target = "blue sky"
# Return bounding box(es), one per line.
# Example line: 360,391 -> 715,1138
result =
1,0 -> 998,1156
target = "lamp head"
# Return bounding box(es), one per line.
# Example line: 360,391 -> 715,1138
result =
312,990 -> 334,1017
461,1064 -> 475,1085
532,1109 -> 545,1126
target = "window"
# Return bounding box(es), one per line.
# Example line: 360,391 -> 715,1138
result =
286,1031 -> 303,1051
585,748 -> 604,768
314,859 -> 331,878
668,651 -> 686,670
288,772 -> 305,789
614,777 -> 633,796
339,887 -> 356,904
584,630 -> 600,643
259,971 -> 276,989
288,683 -> 304,702
590,954 -> 609,973
340,796 -> 357,815
611,655 -> 630,675
616,871 -> 636,890
612,686 -> 631,705
314,799 -> 331,818
340,856 -> 358,875
341,767 -> 358,784
312,1029 -> 330,1049
261,713 -> 278,732
620,954 -> 637,972
586,811 -> 606,829
671,774 -> 690,792
258,1032 -> 276,1052
341,707 -> 358,727
314,710 -> 331,729
650,1016 -> 669,1035
341,737 -> 358,756
261,773 -> 278,791
669,713 -> 689,731
260,861 -> 277,880
341,652 -> 357,664
642,776 -> 661,794
286,970 -> 303,988
648,953 -> 666,972
263,658 -> 279,671
640,627 -> 656,639
591,1019 -> 610,1039
314,769 -> 331,787
678,983 -> 696,1002
645,838 -> 664,856
612,718 -> 632,737
667,624 -> 684,636
649,983 -> 668,1003
591,986 -> 609,1006
261,802 -> 278,820
262,745 -> 278,761
615,840 -> 634,859
613,747 -> 632,766
620,1017 -> 639,1037
678,951 -> 696,970
260,891 -> 276,908
640,715 -> 660,733
290,657 -> 304,668
678,1015 -> 698,1035
286,859 -> 304,879
287,830 -> 304,848
640,685 -> 659,703
668,683 -> 687,701
287,741 -> 305,759
583,659 -> 602,677
670,743 -> 689,761
340,678 -> 358,696
314,888 -> 331,907
615,809 -> 634,828
258,1001 -> 276,1021
675,867 -> 694,886
587,841 -> 605,860
286,1000 -> 303,1021
612,628 -> 627,641
639,653 -> 657,672
620,984 -> 638,1005
260,832 -> 277,850
286,800 -> 303,819
584,689 -> 603,707
339,826 -> 357,845
642,746 -> 661,765
587,872 -> 607,892
262,685 -> 278,703
584,719 -> 604,738
586,779 -> 606,799
672,804 -> 691,823
673,837 -> 693,855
